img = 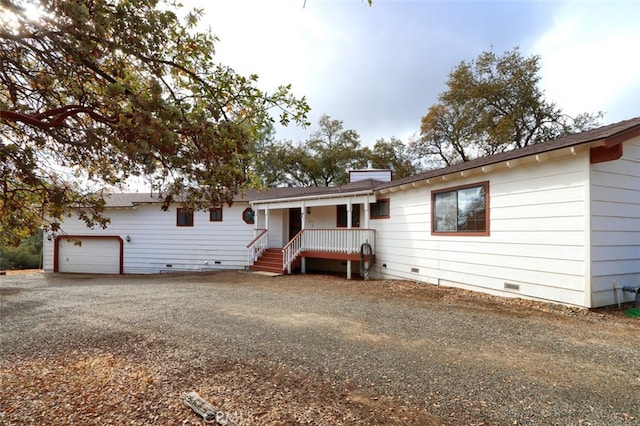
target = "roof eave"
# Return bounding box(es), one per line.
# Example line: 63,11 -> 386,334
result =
251,188 -> 375,205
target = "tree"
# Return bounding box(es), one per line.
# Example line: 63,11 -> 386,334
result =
0,0 -> 309,245
411,48 -> 601,168
258,115 -> 365,187
0,230 -> 42,269
364,137 -> 421,179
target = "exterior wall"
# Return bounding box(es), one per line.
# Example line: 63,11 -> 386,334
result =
259,209 -> 284,248
43,202 -> 254,274
306,205 -> 338,229
590,136 -> 640,307
371,152 -> 591,307
349,169 -> 392,183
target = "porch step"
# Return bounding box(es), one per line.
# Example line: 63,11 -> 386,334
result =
250,248 -> 285,274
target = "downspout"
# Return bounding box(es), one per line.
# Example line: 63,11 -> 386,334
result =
584,152 -> 593,308
346,200 -> 352,279
301,202 -> 306,273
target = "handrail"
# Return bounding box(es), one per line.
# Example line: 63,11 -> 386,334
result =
282,229 -> 375,273
246,229 -> 268,248
282,229 -> 305,274
246,229 -> 268,266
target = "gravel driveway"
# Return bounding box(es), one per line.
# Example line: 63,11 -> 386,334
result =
1,271 -> 639,425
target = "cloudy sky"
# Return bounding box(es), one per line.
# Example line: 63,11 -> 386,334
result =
186,0 -> 639,146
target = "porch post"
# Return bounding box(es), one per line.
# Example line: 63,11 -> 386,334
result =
253,204 -> 259,232
265,207 -> 269,231
364,195 -> 370,229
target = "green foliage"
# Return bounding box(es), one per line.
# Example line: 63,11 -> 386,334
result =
256,115 -> 420,187
411,47 -> 602,168
0,0 -> 309,246
0,231 -> 43,270
257,115 -> 367,187
365,137 -> 421,179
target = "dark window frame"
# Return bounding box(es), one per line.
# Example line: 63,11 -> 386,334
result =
431,181 -> 489,236
209,206 -> 223,222
177,208 -> 194,227
370,198 -> 390,219
242,207 -> 255,225
337,204 -> 361,228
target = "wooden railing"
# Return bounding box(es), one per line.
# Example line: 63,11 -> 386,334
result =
283,229 -> 375,273
246,229 -> 268,266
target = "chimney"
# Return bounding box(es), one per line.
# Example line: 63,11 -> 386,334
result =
367,160 -> 373,169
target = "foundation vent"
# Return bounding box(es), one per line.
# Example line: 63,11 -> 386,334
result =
411,267 -> 420,273
504,283 -> 520,291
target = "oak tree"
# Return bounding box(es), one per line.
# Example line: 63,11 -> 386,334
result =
362,137 -> 421,179
411,48 -> 601,168
258,114 -> 365,187
0,0 -> 309,245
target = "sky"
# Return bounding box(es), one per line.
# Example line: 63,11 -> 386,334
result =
187,0 -> 639,146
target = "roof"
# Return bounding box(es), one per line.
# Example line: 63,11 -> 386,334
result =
103,192 -> 163,208
248,179 -> 380,202
375,116 -> 640,191
103,117 -> 640,207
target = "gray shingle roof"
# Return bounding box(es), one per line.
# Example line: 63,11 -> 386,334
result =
103,117 -> 640,206
103,192 -> 163,208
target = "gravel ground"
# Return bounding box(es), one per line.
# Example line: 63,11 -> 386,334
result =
1,270 -> 639,425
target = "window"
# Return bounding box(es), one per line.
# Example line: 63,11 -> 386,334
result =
242,207 -> 255,224
209,207 -> 223,222
177,208 -> 194,227
432,181 -> 489,235
337,204 -> 360,228
370,199 -> 390,219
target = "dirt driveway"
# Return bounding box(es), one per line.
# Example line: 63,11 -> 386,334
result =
1,270 -> 639,425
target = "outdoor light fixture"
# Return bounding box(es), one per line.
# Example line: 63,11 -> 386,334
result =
125,235 -> 131,243
306,207 -> 311,214
47,234 -> 52,241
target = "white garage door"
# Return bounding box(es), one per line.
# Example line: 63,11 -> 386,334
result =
57,237 -> 121,274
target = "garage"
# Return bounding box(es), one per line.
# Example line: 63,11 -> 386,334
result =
55,236 -> 123,274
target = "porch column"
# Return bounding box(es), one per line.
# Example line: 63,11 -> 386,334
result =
265,207 -> 269,231
364,195 -> 370,229
253,205 -> 259,232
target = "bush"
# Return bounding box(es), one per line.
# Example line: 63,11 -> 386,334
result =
0,231 -> 42,270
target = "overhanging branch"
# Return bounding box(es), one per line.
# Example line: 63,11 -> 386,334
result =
1,105 -> 118,128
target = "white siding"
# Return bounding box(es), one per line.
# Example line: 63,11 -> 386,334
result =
43,202 -> 254,274
590,137 -> 640,307
371,152 -> 591,306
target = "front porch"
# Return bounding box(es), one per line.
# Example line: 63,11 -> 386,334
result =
247,228 -> 375,278
246,185 -> 379,278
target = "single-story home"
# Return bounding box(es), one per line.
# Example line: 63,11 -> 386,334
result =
43,117 -> 640,308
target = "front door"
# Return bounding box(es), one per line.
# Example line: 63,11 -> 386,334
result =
289,208 -> 302,240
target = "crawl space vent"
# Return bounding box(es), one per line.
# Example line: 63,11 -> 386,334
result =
504,283 -> 520,291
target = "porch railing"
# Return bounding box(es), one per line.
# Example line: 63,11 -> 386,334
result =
246,229 -> 268,266
283,229 -> 375,273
